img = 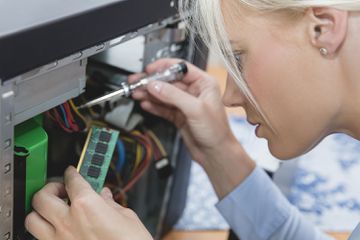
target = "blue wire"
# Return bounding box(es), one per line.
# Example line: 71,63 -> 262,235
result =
59,105 -> 70,128
116,139 -> 126,172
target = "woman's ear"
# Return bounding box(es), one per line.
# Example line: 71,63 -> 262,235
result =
306,7 -> 348,56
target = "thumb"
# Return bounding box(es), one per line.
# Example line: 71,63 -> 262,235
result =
147,81 -> 200,118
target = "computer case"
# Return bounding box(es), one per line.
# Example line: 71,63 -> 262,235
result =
0,1 -> 208,239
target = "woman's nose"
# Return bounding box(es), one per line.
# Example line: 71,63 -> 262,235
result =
222,74 -> 247,107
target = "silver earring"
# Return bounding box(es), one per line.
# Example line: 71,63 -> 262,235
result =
320,48 -> 328,56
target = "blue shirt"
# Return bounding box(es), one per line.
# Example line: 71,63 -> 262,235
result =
216,166 -> 360,240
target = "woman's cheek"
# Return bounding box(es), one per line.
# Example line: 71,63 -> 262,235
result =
243,58 -> 281,115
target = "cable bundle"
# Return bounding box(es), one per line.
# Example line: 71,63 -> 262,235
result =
46,100 -> 88,133
46,97 -> 172,207
108,130 -> 171,206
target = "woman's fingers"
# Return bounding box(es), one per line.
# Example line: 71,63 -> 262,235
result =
132,81 -> 188,102
170,81 -> 189,91
25,211 -> 55,239
132,90 -> 163,105
64,166 -> 94,201
31,182 -> 68,226
128,73 -> 146,84
145,58 -> 182,73
146,81 -> 201,119
131,89 -> 148,100
140,101 -> 185,127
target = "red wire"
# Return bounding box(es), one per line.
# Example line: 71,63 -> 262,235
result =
63,102 -> 79,132
123,157 -> 151,192
123,133 -> 153,193
112,132 -> 157,198
61,103 -> 74,130
46,111 -> 57,122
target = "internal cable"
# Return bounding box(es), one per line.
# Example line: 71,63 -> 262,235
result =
63,102 -> 79,132
147,130 -> 167,157
59,105 -> 70,128
69,99 -> 88,129
116,139 -> 126,172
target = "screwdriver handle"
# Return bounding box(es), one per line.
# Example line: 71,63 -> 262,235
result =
78,61 -> 188,108
125,61 -> 188,96
148,61 -> 188,83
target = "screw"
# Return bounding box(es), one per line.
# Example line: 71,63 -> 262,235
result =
4,139 -> 11,149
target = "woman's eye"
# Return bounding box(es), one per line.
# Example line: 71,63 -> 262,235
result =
233,52 -> 244,72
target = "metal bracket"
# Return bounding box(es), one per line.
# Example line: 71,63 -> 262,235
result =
0,83 -> 15,240
143,27 -> 187,66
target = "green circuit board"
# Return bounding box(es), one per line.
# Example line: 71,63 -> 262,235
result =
77,126 -> 119,193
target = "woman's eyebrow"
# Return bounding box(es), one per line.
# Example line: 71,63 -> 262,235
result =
229,40 -> 243,49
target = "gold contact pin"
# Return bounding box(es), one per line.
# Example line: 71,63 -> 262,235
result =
77,127 -> 93,172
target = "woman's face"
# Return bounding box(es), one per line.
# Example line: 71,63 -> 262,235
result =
222,5 -> 345,160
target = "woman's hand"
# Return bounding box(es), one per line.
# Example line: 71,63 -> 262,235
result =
130,58 -> 237,167
130,58 -> 255,198
25,166 -> 153,240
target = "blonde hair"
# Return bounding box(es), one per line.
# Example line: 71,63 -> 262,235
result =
179,0 -> 360,128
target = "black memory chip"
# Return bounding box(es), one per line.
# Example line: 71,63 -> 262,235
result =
87,166 -> 101,178
95,142 -> 108,154
99,131 -> 111,142
91,154 -> 104,166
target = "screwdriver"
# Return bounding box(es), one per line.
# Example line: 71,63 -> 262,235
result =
78,61 -> 188,109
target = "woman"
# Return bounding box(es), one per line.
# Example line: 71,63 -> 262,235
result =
25,0 -> 360,239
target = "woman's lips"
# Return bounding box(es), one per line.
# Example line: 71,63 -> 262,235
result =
247,119 -> 257,126
255,124 -> 261,136
247,119 -> 261,137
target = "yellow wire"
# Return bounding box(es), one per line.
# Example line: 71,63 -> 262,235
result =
110,162 -> 123,186
80,95 -> 98,117
131,130 -> 142,136
120,132 -> 148,177
69,99 -> 88,128
121,136 -> 135,143
123,132 -> 144,177
147,130 -> 167,156
110,161 -> 116,171
131,144 -> 143,177
89,120 -> 107,127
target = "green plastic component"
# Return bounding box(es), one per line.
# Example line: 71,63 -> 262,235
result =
15,117 -> 48,213
79,126 -> 119,193
32,114 -> 44,126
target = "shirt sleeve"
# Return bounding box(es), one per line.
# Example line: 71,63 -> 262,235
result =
215,166 -> 334,240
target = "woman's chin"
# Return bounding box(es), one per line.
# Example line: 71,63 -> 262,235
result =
268,141 -> 303,160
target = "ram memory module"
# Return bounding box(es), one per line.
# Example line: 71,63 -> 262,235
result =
77,126 -> 119,193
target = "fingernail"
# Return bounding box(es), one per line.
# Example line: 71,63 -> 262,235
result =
150,81 -> 162,93
101,188 -> 113,199
66,166 -> 75,173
